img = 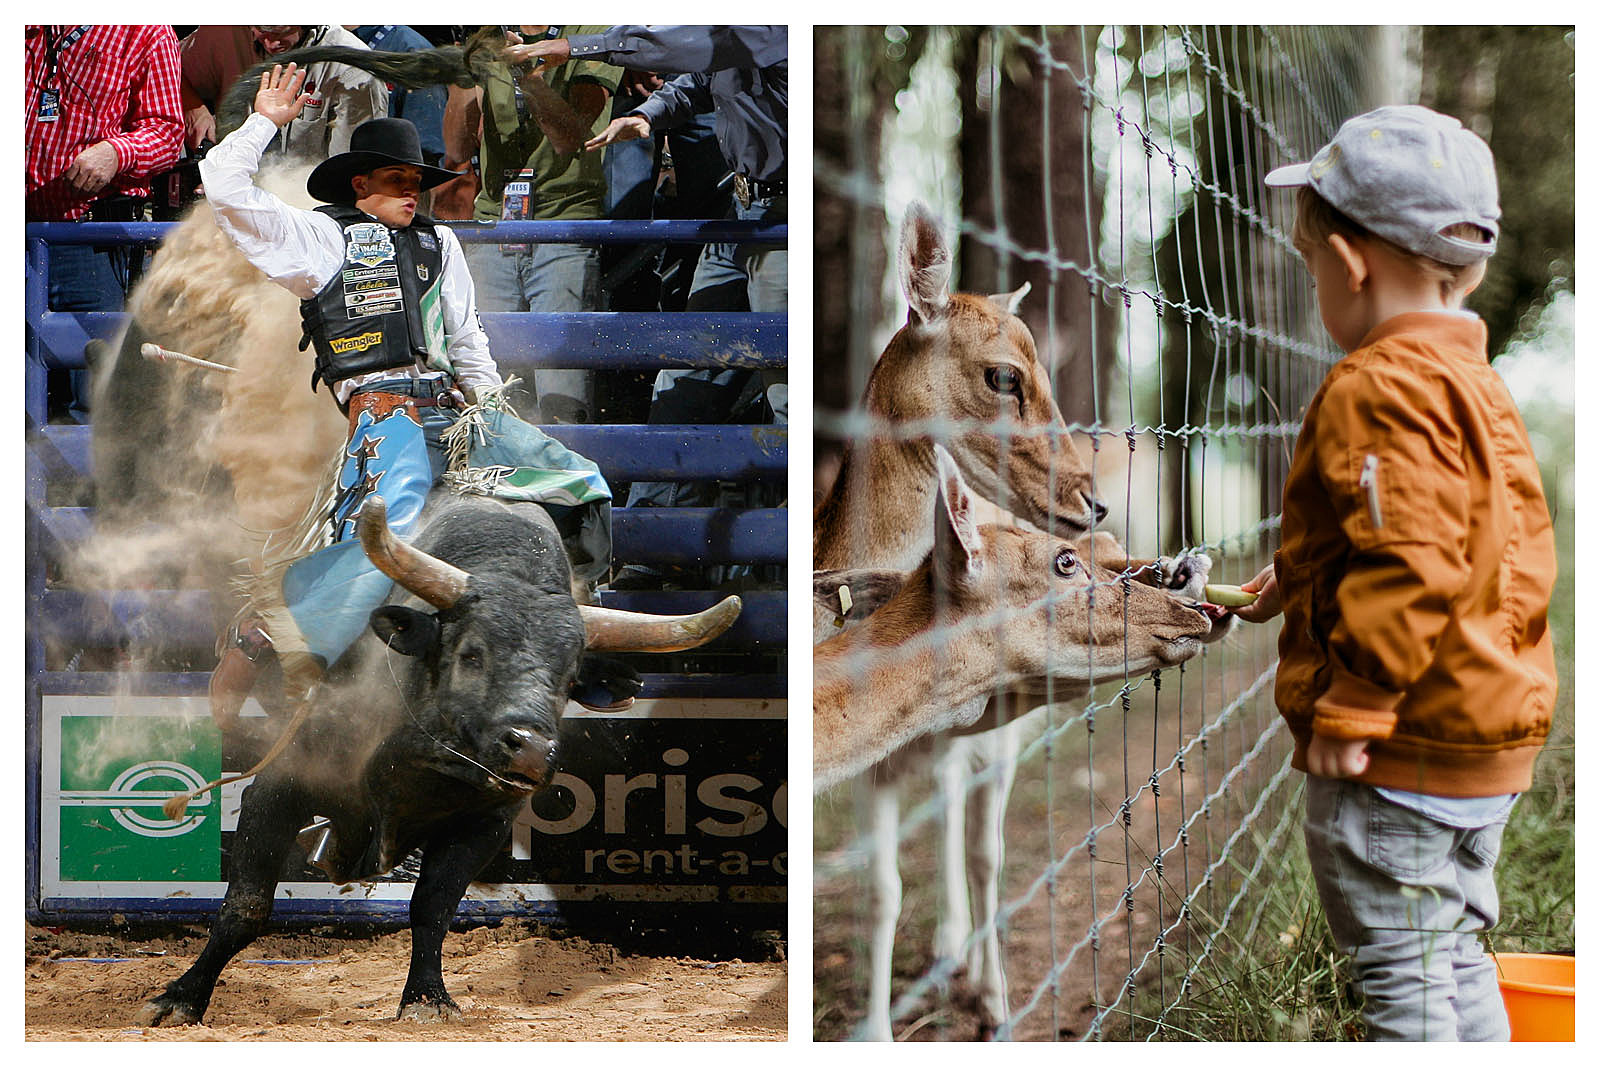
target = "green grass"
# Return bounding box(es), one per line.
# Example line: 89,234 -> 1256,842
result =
1123,498 -> 1576,1041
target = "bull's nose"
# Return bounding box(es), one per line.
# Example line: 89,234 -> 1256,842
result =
500,727 -> 558,788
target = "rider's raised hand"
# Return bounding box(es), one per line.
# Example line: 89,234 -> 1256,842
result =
254,63 -> 313,128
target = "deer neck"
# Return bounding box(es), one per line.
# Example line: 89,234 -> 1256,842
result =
813,435 -> 939,571
812,569 -> 1012,788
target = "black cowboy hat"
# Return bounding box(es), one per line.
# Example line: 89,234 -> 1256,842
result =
306,118 -> 460,205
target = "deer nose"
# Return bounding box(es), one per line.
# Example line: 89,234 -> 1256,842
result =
500,727 -> 559,788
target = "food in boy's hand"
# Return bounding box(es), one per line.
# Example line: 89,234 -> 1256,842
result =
1202,583 -> 1259,608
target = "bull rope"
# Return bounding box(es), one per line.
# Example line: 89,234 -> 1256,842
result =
163,688 -> 322,820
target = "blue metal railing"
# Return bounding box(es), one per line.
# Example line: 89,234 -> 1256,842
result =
25,216 -> 787,923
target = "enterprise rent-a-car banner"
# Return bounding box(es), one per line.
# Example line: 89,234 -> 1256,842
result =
36,694 -> 785,919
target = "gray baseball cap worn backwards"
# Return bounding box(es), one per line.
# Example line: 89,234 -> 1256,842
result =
1265,104 -> 1499,265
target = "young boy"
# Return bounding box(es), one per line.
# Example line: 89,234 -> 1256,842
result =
1233,105 -> 1558,1041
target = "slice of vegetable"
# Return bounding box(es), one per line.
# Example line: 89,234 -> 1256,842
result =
1202,583 -> 1259,607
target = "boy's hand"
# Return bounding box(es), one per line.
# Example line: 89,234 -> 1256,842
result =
1306,733 -> 1371,778
254,63 -> 313,128
1229,563 -> 1282,623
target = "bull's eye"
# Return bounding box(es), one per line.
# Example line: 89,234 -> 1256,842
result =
459,649 -> 483,668
1053,549 -> 1077,577
985,365 -> 1023,396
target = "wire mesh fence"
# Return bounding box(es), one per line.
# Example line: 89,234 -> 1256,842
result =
813,25 -> 1392,1041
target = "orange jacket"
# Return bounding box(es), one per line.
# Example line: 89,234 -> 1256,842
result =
1274,311 -> 1557,796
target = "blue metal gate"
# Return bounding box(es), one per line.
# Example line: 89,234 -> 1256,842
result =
25,217 -> 787,925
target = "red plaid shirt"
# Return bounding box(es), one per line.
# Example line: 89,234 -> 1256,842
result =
24,25 -> 183,220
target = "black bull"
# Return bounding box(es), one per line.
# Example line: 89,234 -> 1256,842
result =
136,496 -> 741,1025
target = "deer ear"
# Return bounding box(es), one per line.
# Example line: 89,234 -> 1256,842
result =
931,445 -> 983,583
898,200 -> 952,326
988,280 -> 1031,316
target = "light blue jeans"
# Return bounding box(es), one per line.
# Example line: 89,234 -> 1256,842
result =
1303,775 -> 1512,1041
463,240 -> 602,424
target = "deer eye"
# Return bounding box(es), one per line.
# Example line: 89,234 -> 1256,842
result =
985,365 -> 1023,395
1053,549 -> 1077,577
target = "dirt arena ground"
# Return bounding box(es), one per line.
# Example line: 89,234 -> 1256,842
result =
26,920 -> 787,1041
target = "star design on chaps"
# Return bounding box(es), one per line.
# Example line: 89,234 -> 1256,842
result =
348,436 -> 382,464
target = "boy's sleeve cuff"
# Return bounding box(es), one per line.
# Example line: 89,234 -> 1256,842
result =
1312,667 -> 1401,741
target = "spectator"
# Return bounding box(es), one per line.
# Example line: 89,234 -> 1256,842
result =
25,24 -> 184,424
507,27 -> 787,587
443,25 -> 621,426
602,71 -> 730,318
511,26 -> 787,315
179,25 -> 387,162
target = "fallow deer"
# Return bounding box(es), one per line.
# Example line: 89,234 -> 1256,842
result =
814,449 -> 1215,791
813,201 -> 1220,1040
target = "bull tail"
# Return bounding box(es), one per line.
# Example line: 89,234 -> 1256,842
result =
216,26 -> 511,141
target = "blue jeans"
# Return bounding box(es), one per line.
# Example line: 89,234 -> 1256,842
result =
463,240 -> 602,424
48,242 -> 127,423
1303,775 -> 1513,1041
626,194 -> 787,511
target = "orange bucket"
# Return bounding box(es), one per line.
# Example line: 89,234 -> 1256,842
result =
1493,952 -> 1575,1041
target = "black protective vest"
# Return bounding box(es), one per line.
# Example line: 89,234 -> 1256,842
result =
299,204 -> 445,393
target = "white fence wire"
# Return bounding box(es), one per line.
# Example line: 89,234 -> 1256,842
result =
813,25 -> 1388,1041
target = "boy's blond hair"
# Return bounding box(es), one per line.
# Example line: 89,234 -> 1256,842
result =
1292,186 -> 1492,294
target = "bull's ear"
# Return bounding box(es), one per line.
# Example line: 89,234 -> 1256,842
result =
370,605 -> 439,657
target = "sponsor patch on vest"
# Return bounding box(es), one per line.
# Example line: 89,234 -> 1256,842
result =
344,222 -> 396,268
417,231 -> 437,251
328,330 -> 385,354
417,264 -> 429,281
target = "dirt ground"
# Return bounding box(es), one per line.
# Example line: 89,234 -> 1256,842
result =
25,920 -> 787,1041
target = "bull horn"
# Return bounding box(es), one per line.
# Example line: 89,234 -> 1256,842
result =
580,595 -> 743,652
357,496 -> 471,609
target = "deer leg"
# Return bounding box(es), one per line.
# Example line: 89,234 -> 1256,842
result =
964,727 -> 1021,1040
931,734 -> 973,971
856,771 -> 901,1041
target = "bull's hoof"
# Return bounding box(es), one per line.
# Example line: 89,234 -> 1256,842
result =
397,996 -> 461,1023
136,995 -> 204,1027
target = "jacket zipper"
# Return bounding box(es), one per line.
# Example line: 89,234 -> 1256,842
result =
1358,453 -> 1383,528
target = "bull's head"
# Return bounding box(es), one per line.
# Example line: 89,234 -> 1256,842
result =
357,497 -> 741,795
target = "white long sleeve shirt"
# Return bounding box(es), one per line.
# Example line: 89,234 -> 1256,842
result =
199,112 -> 502,402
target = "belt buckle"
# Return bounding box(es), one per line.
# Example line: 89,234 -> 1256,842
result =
734,173 -> 752,210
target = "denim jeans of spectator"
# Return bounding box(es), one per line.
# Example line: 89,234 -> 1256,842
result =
626,194 -> 787,513
463,240 -> 602,424
48,242 -> 127,424
603,105 -> 726,314
1302,775 -> 1512,1041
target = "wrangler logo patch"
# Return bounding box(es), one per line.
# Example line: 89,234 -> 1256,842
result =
328,331 -> 385,354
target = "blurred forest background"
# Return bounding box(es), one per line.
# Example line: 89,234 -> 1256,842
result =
814,25 -> 1574,526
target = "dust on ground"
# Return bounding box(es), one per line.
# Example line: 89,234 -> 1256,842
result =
26,919 -> 787,1041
